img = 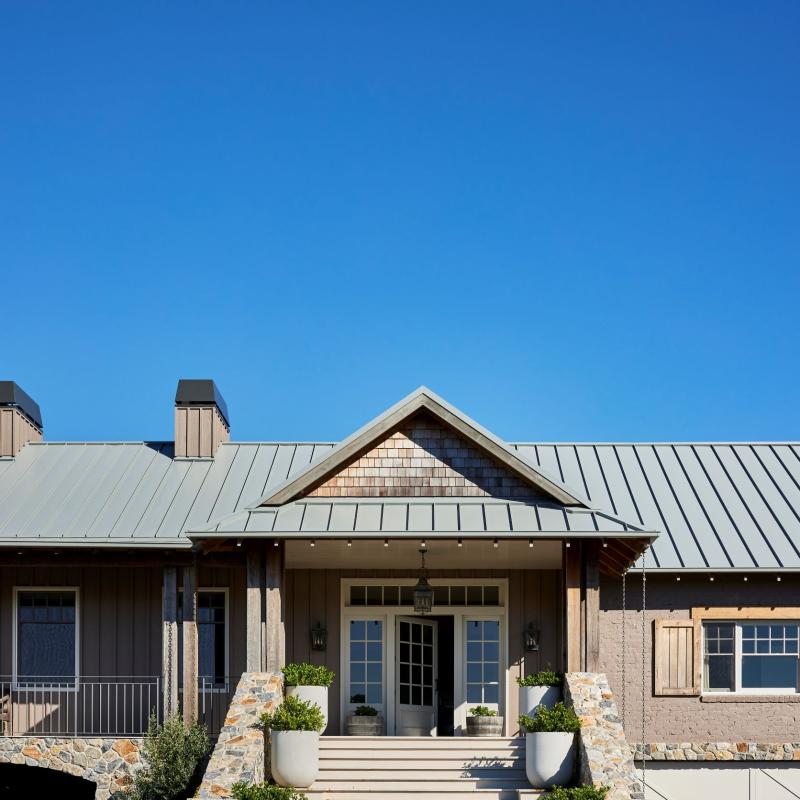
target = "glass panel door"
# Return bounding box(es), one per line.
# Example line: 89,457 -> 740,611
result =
396,617 -> 437,735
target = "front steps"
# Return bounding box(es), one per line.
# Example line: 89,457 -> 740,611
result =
301,736 -> 543,800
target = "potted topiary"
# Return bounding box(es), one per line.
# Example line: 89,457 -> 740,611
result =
518,702 -> 580,788
547,787 -> 609,800
517,670 -> 563,716
346,704 -> 385,736
282,663 -> 335,734
466,705 -> 504,736
261,694 -> 325,789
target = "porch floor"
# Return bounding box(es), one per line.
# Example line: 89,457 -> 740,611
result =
302,736 -> 544,800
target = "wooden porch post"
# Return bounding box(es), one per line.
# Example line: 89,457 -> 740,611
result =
246,545 -> 265,672
265,541 -> 286,673
162,566 -> 180,718
564,542 -> 582,672
583,541 -> 601,672
182,561 -> 199,726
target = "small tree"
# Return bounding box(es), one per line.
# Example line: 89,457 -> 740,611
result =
127,714 -> 209,800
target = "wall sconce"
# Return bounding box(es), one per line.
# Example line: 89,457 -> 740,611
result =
311,623 -> 328,651
523,624 -> 540,652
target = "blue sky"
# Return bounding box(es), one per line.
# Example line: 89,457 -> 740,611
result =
2,2 -> 798,443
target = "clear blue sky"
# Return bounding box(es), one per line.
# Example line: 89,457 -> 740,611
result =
2,2 -> 798,443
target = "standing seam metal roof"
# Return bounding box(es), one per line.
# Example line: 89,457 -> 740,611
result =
1,440 -> 799,571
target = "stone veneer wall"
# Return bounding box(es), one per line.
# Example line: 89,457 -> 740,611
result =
0,736 -> 143,799
635,742 -> 800,761
309,413 -> 539,498
197,672 -> 281,798
564,672 -> 642,800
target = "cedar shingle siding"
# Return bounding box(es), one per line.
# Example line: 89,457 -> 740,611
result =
309,415 -> 540,499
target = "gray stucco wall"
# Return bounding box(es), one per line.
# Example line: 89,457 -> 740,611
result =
599,574 -> 800,742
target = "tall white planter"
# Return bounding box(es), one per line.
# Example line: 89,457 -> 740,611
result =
286,685 -> 328,733
525,732 -> 575,788
271,730 -> 320,788
519,684 -> 562,716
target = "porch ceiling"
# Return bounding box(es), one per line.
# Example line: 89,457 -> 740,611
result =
284,537 -> 562,570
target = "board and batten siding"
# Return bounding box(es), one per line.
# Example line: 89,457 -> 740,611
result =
0,563 -> 247,682
285,568 -> 562,735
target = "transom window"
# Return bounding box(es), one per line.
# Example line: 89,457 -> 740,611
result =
349,584 -> 501,607
16,589 -> 78,685
703,621 -> 800,693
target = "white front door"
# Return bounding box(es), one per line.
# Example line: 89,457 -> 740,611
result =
396,617 -> 437,736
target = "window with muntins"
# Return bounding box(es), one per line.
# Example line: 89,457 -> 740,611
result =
349,619 -> 383,704
466,619 -> 500,704
178,590 -> 227,686
703,621 -> 799,693
16,590 -> 77,685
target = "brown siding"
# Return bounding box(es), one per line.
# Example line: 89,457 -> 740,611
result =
600,574 -> 800,742
174,406 -> 229,459
285,568 -> 562,734
0,562 -> 247,681
309,413 -> 541,499
0,408 -> 41,458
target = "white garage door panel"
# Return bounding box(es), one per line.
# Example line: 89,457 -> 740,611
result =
643,765 -> 800,800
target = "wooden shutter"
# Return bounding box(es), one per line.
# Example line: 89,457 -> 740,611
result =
653,619 -> 699,696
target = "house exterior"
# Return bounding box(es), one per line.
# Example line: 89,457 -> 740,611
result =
1,379 -> 799,799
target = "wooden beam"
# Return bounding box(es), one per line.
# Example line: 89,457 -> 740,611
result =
162,566 -> 179,718
246,546 -> 264,672
564,542 -> 582,672
182,562 -> 199,726
584,541 -> 601,672
265,541 -> 286,673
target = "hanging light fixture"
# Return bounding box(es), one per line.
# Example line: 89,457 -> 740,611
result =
412,548 -> 434,615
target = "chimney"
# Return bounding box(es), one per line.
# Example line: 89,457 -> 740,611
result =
0,381 -> 43,457
174,379 -> 230,458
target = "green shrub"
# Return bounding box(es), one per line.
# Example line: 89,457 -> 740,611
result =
468,705 -> 497,717
126,713 -> 209,800
517,670 -> 563,687
282,663 -> 335,687
232,783 -> 304,800
548,786 -> 609,800
354,705 -> 379,716
260,694 -> 326,732
518,702 -> 581,734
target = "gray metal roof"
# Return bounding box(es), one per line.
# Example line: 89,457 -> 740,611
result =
1,439 -> 799,572
192,498 -> 647,537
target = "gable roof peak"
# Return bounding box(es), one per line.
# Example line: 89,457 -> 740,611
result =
250,387 -> 592,509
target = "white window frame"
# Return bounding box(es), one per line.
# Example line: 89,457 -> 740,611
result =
12,586 -> 80,692
702,620 -> 800,695
340,578 -> 507,735
178,587 -> 230,693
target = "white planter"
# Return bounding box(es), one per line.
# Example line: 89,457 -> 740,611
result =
525,731 -> 576,788
346,714 -> 385,736
270,730 -> 320,788
286,685 -> 328,733
519,684 -> 562,716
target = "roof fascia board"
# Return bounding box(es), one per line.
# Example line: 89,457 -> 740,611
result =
253,387 -> 588,508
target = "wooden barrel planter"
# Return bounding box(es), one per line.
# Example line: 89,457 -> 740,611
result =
466,715 -> 504,736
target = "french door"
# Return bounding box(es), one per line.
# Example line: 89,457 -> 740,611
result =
395,617 -> 437,736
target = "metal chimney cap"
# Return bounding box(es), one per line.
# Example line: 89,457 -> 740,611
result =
175,379 -> 230,427
0,381 -> 43,429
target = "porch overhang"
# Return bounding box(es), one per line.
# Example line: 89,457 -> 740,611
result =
188,500 -> 657,576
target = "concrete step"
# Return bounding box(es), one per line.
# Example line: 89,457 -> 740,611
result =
318,759 -> 525,771
317,769 -> 528,780
311,778 -> 530,790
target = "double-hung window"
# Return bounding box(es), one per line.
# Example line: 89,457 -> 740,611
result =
15,589 -> 78,687
703,621 -> 800,693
